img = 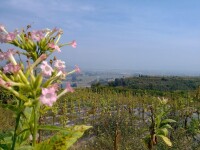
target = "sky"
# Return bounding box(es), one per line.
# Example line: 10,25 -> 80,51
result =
1,0 -> 200,74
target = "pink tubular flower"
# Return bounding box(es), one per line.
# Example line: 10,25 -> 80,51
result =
39,53 -> 47,60
54,59 -> 65,70
0,24 -> 5,32
0,49 -> 16,61
49,83 -> 60,91
40,61 -> 54,76
6,32 -> 17,42
5,49 -> 16,59
0,34 -> 6,43
66,82 -> 74,93
48,43 -> 61,52
3,63 -> 21,74
52,27 -> 58,32
58,28 -> 63,34
5,82 -> 12,87
31,30 -> 44,41
75,65 -> 81,73
0,29 -> 18,43
40,87 -> 57,107
0,78 -> 12,88
0,25 -> 9,43
0,52 -> 5,60
57,82 -> 74,99
0,78 -> 6,86
70,40 -> 77,48
6,48 -> 15,55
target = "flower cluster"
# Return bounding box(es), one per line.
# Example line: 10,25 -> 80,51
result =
31,30 -> 45,41
0,23 -> 90,150
48,43 -> 61,52
3,63 -> 21,74
0,24 -> 77,62
0,24 -> 17,43
38,59 -> 80,106
0,49 -> 15,60
0,24 -> 80,107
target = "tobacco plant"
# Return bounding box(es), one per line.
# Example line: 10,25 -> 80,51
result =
144,97 -> 176,149
0,24 -> 91,150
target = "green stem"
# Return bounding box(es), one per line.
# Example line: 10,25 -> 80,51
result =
32,102 -> 40,147
11,101 -> 22,150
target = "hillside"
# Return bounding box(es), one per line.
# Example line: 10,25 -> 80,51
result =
107,76 -> 200,91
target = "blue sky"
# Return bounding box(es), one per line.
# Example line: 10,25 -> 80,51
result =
1,0 -> 200,74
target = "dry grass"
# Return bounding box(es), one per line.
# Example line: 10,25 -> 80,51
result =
0,107 -> 15,131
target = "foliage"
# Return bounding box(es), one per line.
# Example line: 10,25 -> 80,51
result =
107,76 -> 200,91
144,98 -> 176,149
36,125 -> 91,150
54,87 -> 200,150
0,24 -> 90,150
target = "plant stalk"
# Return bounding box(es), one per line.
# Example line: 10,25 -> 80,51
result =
11,101 -> 22,150
32,102 -> 40,147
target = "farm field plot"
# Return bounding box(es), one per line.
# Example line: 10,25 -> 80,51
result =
39,83 -> 200,150
2,76 -> 200,149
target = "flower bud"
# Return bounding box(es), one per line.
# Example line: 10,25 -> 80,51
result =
34,74 -> 43,90
24,100 -> 33,106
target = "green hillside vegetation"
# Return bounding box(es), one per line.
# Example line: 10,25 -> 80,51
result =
107,76 -> 200,91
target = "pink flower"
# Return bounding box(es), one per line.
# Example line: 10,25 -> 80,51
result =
49,83 -> 60,91
0,24 -> 5,32
48,43 -> 61,52
54,59 -> 65,70
57,82 -> 74,99
0,28 -> 18,43
70,40 -> 77,48
0,78 -> 6,86
6,32 -> 17,42
0,34 -> 6,43
40,87 -> 57,107
75,65 -> 81,73
40,61 -> 54,76
5,49 -> 16,59
0,49 -> 16,60
31,30 -> 44,41
5,82 -> 12,87
58,28 -> 63,34
0,52 -> 5,60
52,27 -> 58,32
39,54 -> 47,60
65,82 -> 74,93
0,78 -> 12,88
3,63 -> 21,74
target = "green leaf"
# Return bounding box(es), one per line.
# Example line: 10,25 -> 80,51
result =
143,135 -> 151,148
155,114 -> 162,127
160,124 -> 173,129
0,131 -> 13,150
0,144 -> 9,150
38,125 -> 71,131
157,135 -> 172,147
156,128 -> 168,136
0,131 -> 13,142
34,74 -> 43,91
17,128 -> 30,136
15,145 -> 33,150
161,119 -> 176,124
35,125 -> 92,150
